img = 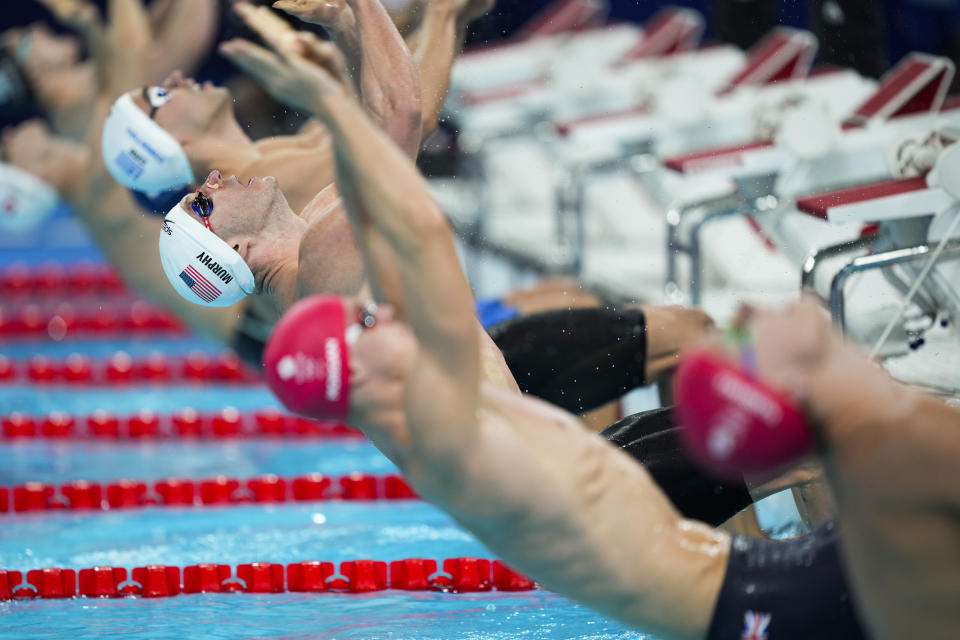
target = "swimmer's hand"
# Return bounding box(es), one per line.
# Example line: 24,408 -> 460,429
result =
2,120 -> 88,193
34,0 -> 102,36
220,29 -> 353,112
272,0 -> 354,30
233,2 -> 299,42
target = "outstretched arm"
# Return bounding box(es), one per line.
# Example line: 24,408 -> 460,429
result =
407,0 -> 494,140
238,0 -> 423,158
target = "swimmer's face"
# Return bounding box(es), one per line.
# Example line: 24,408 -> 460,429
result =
131,71 -> 233,142
178,170 -> 287,283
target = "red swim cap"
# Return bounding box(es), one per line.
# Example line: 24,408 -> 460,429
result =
673,349 -> 813,480
263,295 -> 351,420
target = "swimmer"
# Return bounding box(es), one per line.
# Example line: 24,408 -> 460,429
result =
674,300 -> 960,640
4,0 -> 493,362
260,36 -> 870,640
3,0 -> 219,139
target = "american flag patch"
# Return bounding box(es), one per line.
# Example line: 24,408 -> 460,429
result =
180,265 -> 221,303
114,151 -> 145,180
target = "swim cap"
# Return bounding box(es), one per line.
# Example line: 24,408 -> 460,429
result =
263,295 -> 351,420
0,163 -> 59,232
158,205 -> 254,307
673,349 -> 813,479
102,92 -> 195,193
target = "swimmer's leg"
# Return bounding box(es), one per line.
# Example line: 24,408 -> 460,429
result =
601,409 -> 754,528
488,307 -> 649,413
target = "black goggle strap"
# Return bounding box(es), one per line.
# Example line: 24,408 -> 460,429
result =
141,86 -> 171,120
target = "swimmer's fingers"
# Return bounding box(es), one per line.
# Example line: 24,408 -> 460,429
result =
272,0 -> 351,30
233,1 -> 296,51
219,38 -> 286,83
35,0 -> 103,35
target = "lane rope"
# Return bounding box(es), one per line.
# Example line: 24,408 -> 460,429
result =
0,352 -> 260,385
0,300 -> 185,341
0,408 -> 362,440
0,262 -> 127,298
0,557 -> 537,599
0,473 -> 419,514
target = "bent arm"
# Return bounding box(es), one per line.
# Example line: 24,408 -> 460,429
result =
348,0 -> 423,157
319,91 -> 476,380
147,0 -> 220,82
407,3 -> 468,141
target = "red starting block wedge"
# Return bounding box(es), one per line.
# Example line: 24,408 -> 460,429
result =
78,567 -> 127,598
336,560 -> 388,592
183,564 -> 232,593
389,558 -> 438,590
131,566 -> 181,597
0,487 -> 8,512
492,561 -> 536,591
441,558 -> 492,592
292,474 -> 331,501
26,568 -> 77,598
287,561 -> 335,592
236,563 -> 285,593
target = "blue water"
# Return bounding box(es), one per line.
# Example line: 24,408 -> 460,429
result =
0,233 -> 651,639
0,441 -> 395,484
0,230 -> 797,639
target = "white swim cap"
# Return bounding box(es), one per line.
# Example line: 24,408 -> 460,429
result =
159,205 -> 254,307
102,91 -> 195,193
0,163 -> 59,232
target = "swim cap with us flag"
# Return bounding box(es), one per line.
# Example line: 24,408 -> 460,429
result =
158,205 -> 254,307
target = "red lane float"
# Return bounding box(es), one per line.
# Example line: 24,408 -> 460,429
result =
0,352 -> 260,386
0,473 -> 419,514
1,559 -> 536,600
0,301 -> 185,341
0,262 -> 126,298
0,409 -> 362,440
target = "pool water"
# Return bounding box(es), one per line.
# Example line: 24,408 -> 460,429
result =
0,212 -> 801,639
0,214 -> 654,639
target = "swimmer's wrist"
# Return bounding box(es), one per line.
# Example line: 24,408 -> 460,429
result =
309,91 -> 354,122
